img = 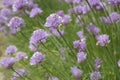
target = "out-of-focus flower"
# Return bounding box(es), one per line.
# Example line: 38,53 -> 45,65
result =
16,51 -> 28,61
12,0 -> 28,12
5,45 -> 17,55
30,52 -> 45,65
94,58 -> 102,71
87,23 -> 100,35
29,29 -> 50,51
96,34 -> 110,46
29,7 -> 43,18
0,57 -> 15,69
73,40 -> 86,51
8,17 -> 25,34
71,66 -> 83,80
77,52 -> 87,64
90,71 -> 102,80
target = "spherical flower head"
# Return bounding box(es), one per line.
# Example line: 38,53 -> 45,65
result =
90,71 -> 102,80
82,5 -> 91,14
12,0 -> 28,12
16,51 -> 28,61
44,13 -> 62,28
74,5 -> 83,15
2,0 -> 14,7
48,77 -> 59,80
13,69 -> 28,77
61,14 -> 71,26
11,77 -> 18,80
109,12 -> 120,22
30,52 -> 45,65
0,8 -> 12,18
96,34 -> 110,46
117,60 -> 120,68
71,66 -> 83,80
8,16 -> 25,34
29,29 -> 50,51
94,58 -> 102,71
77,31 -> 86,41
77,52 -> 87,64
100,17 -> 112,24
5,45 -> 17,55
73,40 -> 86,51
30,7 -> 43,18
0,57 -> 15,69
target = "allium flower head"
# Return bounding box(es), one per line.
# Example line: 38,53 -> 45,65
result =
5,45 -> 17,55
8,17 -> 25,34
13,69 -> 28,77
90,71 -> 102,80
117,60 -> 120,67
0,8 -> 12,18
30,51 -> 45,65
0,57 -> 15,69
73,0 -> 85,4
30,7 -> 43,18
12,0 -> 28,12
96,34 -> 110,46
73,40 -> 86,51
45,13 -> 62,28
109,12 -> 120,22
0,15 -> 7,24
77,52 -> 87,64
16,51 -> 28,61
94,58 -> 102,71
71,66 -> 83,80
77,31 -> 86,41
48,77 -> 59,80
29,29 -> 50,51
87,23 -> 100,35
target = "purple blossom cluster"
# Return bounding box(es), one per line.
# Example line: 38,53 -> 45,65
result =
5,45 -> 17,55
45,11 -> 71,37
100,12 -> 120,24
29,29 -> 50,51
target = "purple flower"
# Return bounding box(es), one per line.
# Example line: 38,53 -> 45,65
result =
71,66 -> 83,80
0,8 -> 12,18
8,17 -> 25,34
108,0 -> 120,6
13,69 -> 28,77
29,7 -> 43,18
0,57 -> 15,69
29,29 -> 50,51
0,15 -> 7,24
87,23 -> 100,35
117,60 -> 120,67
77,31 -> 86,41
12,0 -> 28,12
94,58 -> 102,71
88,0 -> 101,7
77,52 -> 87,64
96,34 -> 110,46
45,13 -> 62,28
48,77 -> 59,80
73,40 -> 86,51
2,0 -> 14,7
30,51 -> 45,65
16,51 -> 28,61
10,77 -> 18,80
90,71 -> 102,80
5,45 -> 17,55
0,26 -> 7,35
